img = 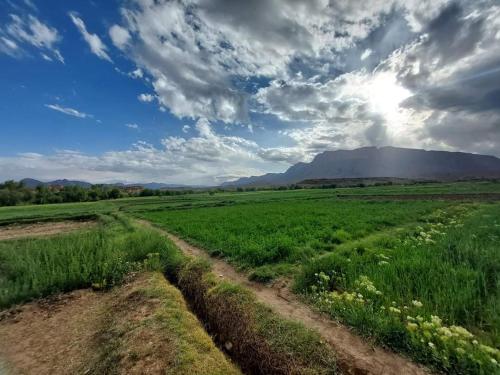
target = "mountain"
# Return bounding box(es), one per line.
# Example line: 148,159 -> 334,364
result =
225,147 -> 500,186
20,178 -> 93,188
20,178 -> 45,188
19,179 -> 190,190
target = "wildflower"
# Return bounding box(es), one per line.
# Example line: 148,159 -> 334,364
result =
456,348 -> 465,355
438,327 -> 452,337
412,300 -> 423,308
450,325 -> 473,338
472,340 -> 479,345
428,342 -> 435,349
389,307 -> 401,314
480,345 -> 499,355
431,315 -> 442,326
407,322 -> 418,332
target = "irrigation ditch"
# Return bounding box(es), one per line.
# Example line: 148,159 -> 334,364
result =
138,219 -> 431,375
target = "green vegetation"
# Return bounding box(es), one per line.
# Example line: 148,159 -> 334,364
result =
177,258 -> 337,374
0,215 -> 182,307
0,180 -> 124,206
89,272 -> 241,375
296,204 -> 500,373
0,203 -> 339,374
2,181 -> 500,373
132,186 -> 500,374
142,200 -> 447,277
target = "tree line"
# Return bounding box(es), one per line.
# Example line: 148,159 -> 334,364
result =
0,180 -> 212,207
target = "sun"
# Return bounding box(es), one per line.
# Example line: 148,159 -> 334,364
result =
366,72 -> 412,118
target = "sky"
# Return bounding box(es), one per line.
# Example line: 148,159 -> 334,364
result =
0,0 -> 499,185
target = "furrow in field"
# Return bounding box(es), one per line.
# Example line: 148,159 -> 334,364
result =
138,219 -> 431,375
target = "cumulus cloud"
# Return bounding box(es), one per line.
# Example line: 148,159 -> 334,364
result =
45,104 -> 92,119
0,119 -> 286,185
69,12 -> 112,62
1,14 -> 63,62
128,68 -> 143,79
137,93 -> 155,103
108,24 -> 130,50
110,0 -> 452,123
5,0 -> 500,184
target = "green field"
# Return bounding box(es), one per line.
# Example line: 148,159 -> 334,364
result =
141,200 -> 448,278
1,181 -> 500,374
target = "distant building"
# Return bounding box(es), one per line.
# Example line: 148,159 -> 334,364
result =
123,185 -> 144,194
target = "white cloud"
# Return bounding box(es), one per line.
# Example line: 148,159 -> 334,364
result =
106,0 -> 456,124
182,125 -> 190,133
69,12 -> 112,62
0,119 -> 287,185
45,104 -> 92,119
138,93 -> 155,103
361,48 -> 372,60
128,68 -> 143,79
2,14 -> 63,62
125,123 -> 139,129
109,24 -> 130,50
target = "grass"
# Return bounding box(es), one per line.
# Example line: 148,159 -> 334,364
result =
0,215 -> 182,308
88,272 -> 241,375
177,258 -> 337,374
296,203 -> 500,374
2,181 -> 500,373
141,199 -> 447,277
0,208 -> 339,374
135,191 -> 499,373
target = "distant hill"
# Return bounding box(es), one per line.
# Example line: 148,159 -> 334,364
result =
20,178 -> 92,188
19,179 -> 189,190
225,147 -> 500,187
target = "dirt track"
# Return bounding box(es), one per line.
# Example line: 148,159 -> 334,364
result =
139,219 -> 430,375
0,221 -> 94,241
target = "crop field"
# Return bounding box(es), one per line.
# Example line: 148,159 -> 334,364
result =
141,200 -> 449,277
1,181 -> 500,374
136,183 -> 500,374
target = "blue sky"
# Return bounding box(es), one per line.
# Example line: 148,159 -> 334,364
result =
0,0 -> 187,155
1,0 -> 499,184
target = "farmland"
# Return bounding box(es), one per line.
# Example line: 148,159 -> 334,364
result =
1,181 -> 500,374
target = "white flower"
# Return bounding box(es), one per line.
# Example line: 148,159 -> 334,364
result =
412,300 -> 423,308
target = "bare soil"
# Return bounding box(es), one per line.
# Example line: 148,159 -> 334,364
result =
0,273 -> 239,375
140,220 -> 431,375
0,221 -> 95,241
0,289 -> 103,375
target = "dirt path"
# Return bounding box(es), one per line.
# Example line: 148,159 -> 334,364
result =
0,220 -> 95,241
140,219 -> 431,375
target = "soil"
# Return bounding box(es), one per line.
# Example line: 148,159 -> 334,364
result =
0,289 -> 102,375
0,274 -> 182,375
139,219 -> 431,375
0,221 -> 95,241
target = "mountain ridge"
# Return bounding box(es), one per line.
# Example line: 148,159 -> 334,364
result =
19,179 -> 190,190
225,146 -> 500,186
